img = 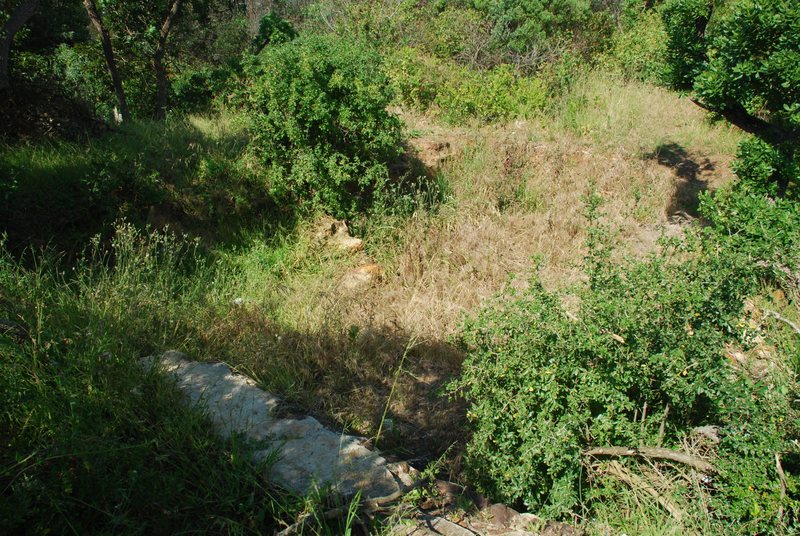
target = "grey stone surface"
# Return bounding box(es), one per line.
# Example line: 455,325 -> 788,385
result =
145,351 -> 404,498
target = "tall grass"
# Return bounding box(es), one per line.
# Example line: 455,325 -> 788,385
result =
0,226 -> 300,534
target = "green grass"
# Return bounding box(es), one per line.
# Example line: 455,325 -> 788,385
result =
0,226 -> 309,534
0,113 -> 272,253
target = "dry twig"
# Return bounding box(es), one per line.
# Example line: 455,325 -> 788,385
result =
605,461 -> 684,522
776,453 -> 788,523
584,446 -> 716,474
765,310 -> 800,337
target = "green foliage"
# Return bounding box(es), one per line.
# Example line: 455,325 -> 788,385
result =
0,115 -> 268,251
662,0 -> 713,90
435,63 -> 548,123
245,34 -> 403,218
451,200 -> 799,528
170,65 -> 232,113
422,6 -> 492,61
470,0 -> 592,53
386,47 -> 547,123
53,41 -> 115,119
251,12 -> 297,53
695,0 -> 800,130
0,225 -> 298,533
663,0 -> 800,128
699,142 -> 800,290
597,10 -> 669,83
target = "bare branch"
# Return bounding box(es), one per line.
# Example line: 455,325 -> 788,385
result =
585,446 -> 716,474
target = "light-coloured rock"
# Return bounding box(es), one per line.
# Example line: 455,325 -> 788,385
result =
315,216 -> 364,253
144,351 -> 405,499
340,263 -> 383,291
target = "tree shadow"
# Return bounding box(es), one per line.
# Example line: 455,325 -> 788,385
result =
646,142 -> 715,221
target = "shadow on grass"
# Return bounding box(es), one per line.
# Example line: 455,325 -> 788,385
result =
646,142 -> 715,221
195,305 -> 468,467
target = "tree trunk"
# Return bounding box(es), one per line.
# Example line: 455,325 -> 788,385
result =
0,0 -> 41,91
82,0 -> 130,122
153,0 -> 183,119
247,0 -> 272,35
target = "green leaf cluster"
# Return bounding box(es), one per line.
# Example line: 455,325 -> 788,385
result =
245,35 -> 403,218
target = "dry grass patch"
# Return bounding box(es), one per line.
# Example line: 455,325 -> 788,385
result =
201,74 -> 747,462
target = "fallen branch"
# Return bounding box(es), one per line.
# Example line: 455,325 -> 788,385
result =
584,446 -> 716,474
776,453 -> 788,523
605,461 -> 684,522
765,310 -> 800,337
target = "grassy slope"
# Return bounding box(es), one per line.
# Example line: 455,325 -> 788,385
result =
3,71 -> 795,533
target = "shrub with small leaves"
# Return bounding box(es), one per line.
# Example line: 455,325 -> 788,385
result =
451,197 -> 799,529
245,35 -> 403,218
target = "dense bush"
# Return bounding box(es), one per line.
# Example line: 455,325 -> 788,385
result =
0,116 -> 267,251
251,12 -> 297,53
693,0 -> 800,130
245,35 -> 403,218
663,0 -> 800,131
471,0 -> 592,54
451,201 -> 799,528
386,47 -> 547,123
597,9 -> 668,83
661,0 -> 712,90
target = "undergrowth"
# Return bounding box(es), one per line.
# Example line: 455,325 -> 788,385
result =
0,226 -> 303,534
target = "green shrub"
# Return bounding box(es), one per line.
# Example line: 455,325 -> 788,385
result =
0,115 -> 267,251
471,0 -> 592,54
661,0 -> 713,90
699,139 -> 800,290
386,47 -> 446,110
251,13 -> 297,53
171,66 -> 233,113
245,35 -> 403,218
436,64 -> 548,123
597,10 -> 669,83
424,7 -> 492,61
386,48 -> 547,123
693,0 -> 800,130
450,199 -> 799,529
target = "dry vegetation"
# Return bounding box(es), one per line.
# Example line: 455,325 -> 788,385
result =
196,73 -> 745,464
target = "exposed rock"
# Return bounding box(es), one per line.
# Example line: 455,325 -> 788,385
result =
413,138 -> 453,170
315,216 -> 364,253
340,263 -> 383,291
487,504 -> 521,528
143,351 -> 408,499
540,520 -> 582,536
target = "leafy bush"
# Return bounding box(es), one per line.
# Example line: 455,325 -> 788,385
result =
471,0 -> 592,54
251,13 -> 297,53
170,66 -> 233,113
436,64 -> 548,123
663,0 -> 800,129
423,7 -> 493,62
53,42 -> 115,119
597,10 -> 669,83
693,0 -> 800,130
0,115 -> 267,251
451,199 -> 799,529
386,48 -> 547,123
699,138 -> 800,290
661,0 -> 713,90
386,47 -> 445,110
245,35 -> 403,218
